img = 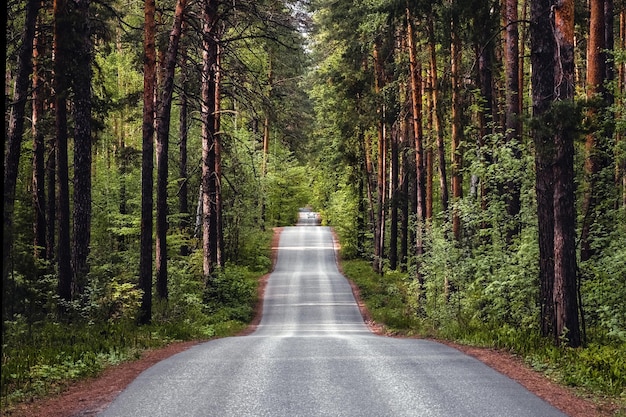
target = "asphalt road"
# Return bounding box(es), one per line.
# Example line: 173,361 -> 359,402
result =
99,212 -> 567,417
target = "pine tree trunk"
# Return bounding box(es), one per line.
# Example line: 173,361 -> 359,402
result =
201,0 -> 220,281
530,0 -> 556,339
179,30 -> 190,257
3,0 -> 39,323
373,44 -> 386,274
552,0 -> 581,347
580,0 -> 609,261
72,0 -> 93,294
450,16 -> 463,241
615,10 -> 626,211
32,19 -> 47,264
407,9 -> 426,279
54,0 -> 73,307
428,16 -> 449,215
215,38 -> 224,267
138,0 -> 157,325
504,0 -> 522,240
155,0 -> 187,300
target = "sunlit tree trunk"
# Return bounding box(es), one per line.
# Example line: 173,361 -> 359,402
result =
407,8 -> 426,277
373,43 -> 387,274
362,129 -> 376,249
425,70 -> 433,222
138,0 -> 156,324
201,0 -> 220,281
179,27 -> 190,257
215,36 -> 224,267
428,15 -> 449,215
552,0 -> 581,347
581,0 -> 613,261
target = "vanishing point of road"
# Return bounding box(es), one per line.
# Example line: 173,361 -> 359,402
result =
99,211 -> 567,417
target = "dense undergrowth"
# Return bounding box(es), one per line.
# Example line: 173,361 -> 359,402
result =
1,233 -> 272,410
340,258 -> 626,413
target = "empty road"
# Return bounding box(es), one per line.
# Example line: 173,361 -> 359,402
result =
99,212 -> 567,417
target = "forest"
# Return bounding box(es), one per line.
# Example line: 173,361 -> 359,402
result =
3,0 -> 626,412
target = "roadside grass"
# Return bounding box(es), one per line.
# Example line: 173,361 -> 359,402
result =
0,264 -> 263,410
340,258 -> 626,415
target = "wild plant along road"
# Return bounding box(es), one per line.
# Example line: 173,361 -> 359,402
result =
99,213 -> 567,417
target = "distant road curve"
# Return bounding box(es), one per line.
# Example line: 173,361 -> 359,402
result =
99,212 -> 567,417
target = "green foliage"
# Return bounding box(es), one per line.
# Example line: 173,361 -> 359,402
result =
340,255 -> 626,403
265,147 -> 313,227
2,243 -> 272,409
314,175 -> 362,259
580,230 -> 626,343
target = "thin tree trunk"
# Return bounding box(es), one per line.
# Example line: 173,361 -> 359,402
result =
362,130 -> 376,246
32,18 -> 47,263
373,44 -> 386,274
407,8 -> 426,277
261,58 -> 272,230
618,10 -> 625,206
400,111 -> 410,271
425,70 -> 433,222
179,30 -> 190,257
450,15 -> 463,241
138,0 -> 157,325
215,35 -> 224,267
428,15 -> 449,214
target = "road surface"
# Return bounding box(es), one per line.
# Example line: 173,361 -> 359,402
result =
99,212 -> 567,417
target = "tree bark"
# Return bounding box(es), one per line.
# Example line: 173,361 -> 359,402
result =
615,10 -> 626,211
53,0 -> 73,307
179,30 -> 190,257
428,15 -> 449,214
552,0 -> 581,347
32,13 -> 47,264
373,43 -> 387,274
580,0 -> 609,261
406,8 -> 426,274
201,0 -> 220,281
504,0 -> 522,240
72,0 -> 93,294
530,0 -> 556,339
3,0 -> 39,323
155,0 -> 187,300
450,15 -> 463,241
138,0 -> 157,325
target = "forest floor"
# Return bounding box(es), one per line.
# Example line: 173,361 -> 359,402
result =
3,228 -> 623,417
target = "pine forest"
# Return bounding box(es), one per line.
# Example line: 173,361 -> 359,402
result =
3,0 -> 626,412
